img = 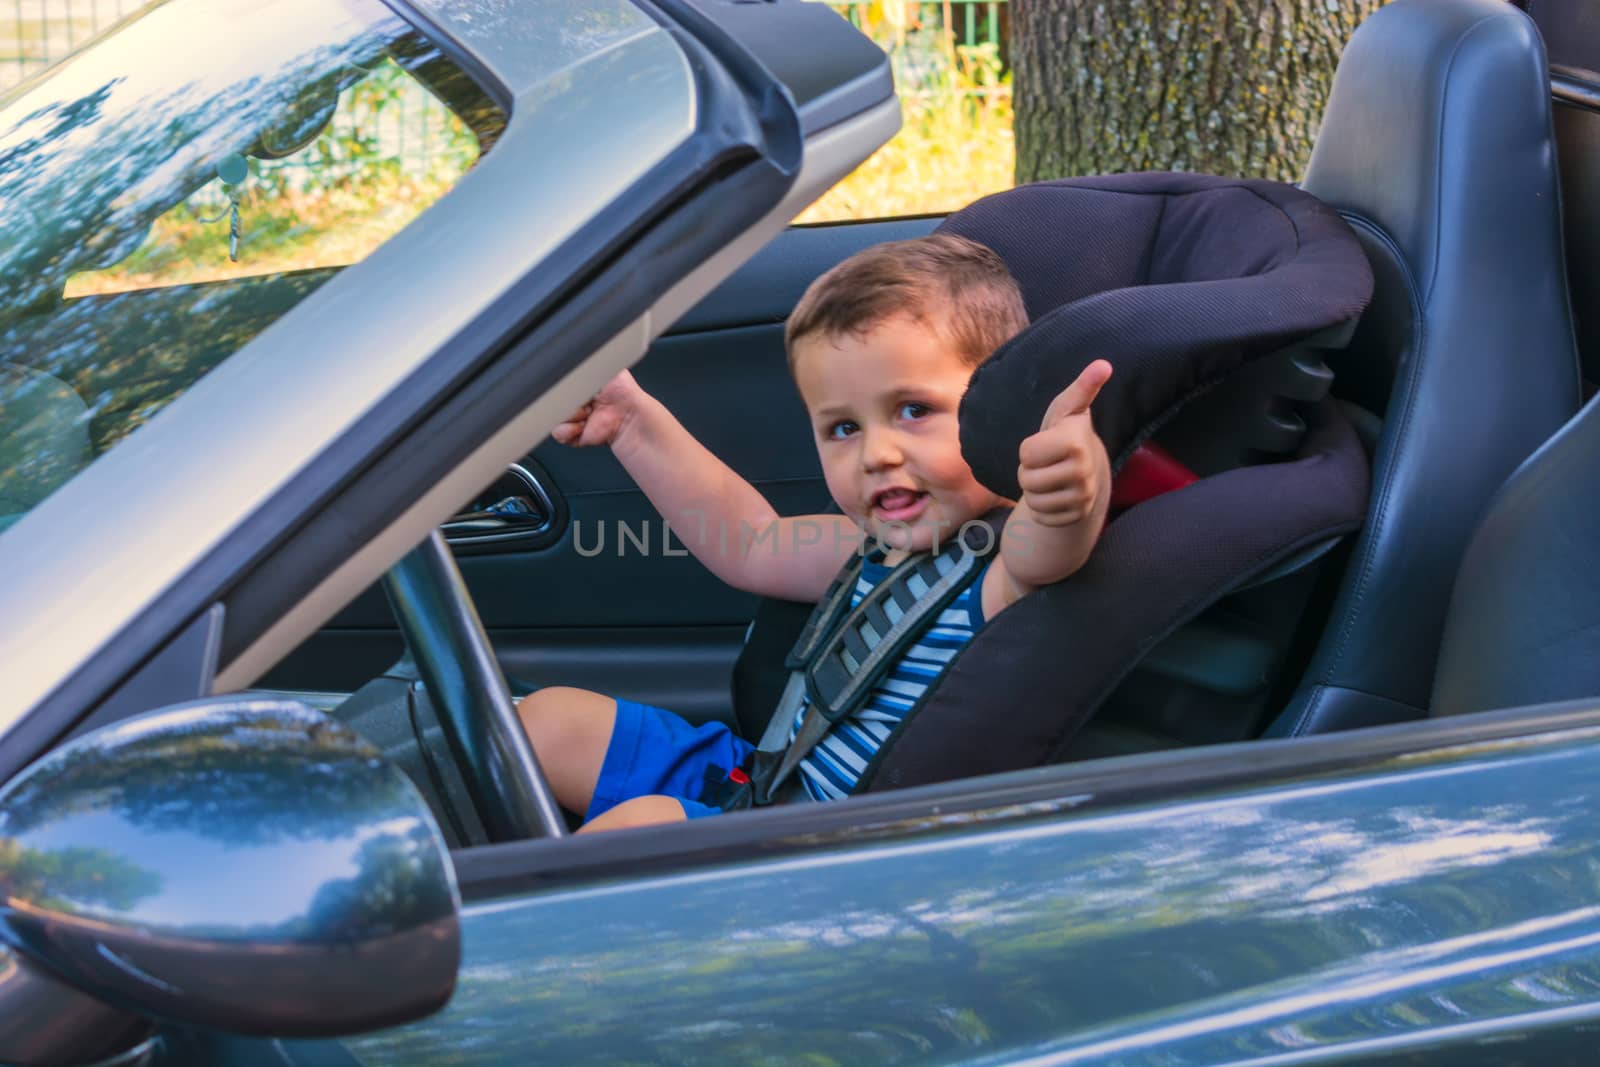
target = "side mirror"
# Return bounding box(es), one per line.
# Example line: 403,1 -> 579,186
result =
0,697 -> 459,1060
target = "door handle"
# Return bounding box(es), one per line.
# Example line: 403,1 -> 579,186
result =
442,463 -> 557,548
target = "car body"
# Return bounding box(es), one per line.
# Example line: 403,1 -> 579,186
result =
5,0 -> 1600,1064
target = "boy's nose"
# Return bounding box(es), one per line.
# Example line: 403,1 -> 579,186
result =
861,427 -> 904,471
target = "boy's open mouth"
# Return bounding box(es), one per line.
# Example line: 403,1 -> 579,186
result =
872,488 -> 928,523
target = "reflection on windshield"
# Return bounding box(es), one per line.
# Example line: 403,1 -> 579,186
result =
67,57 -> 482,295
0,0 -> 504,528
1,0 -> 400,307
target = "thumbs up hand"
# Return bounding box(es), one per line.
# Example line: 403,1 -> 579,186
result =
1015,360 -> 1112,528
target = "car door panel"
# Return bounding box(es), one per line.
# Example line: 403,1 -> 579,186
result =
269,220 -> 942,711
263,212 -> 1321,743
262,210 -> 1331,750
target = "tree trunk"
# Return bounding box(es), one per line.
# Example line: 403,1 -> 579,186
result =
1012,0 -> 1385,184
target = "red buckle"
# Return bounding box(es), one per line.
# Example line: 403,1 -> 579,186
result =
728,767 -> 751,785
1110,441 -> 1199,512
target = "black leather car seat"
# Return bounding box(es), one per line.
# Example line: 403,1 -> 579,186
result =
1430,392 -> 1600,716
1431,0 -> 1600,714
1265,0 -> 1582,737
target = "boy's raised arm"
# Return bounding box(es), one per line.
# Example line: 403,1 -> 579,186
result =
983,360 -> 1114,619
554,371 -> 857,602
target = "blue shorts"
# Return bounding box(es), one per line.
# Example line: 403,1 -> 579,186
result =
587,699 -> 756,822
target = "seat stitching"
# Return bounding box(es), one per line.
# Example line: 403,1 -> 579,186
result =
1313,211 -> 1423,687
1143,192 -> 1168,286
1422,12 -> 1519,307
1289,683 -> 1327,737
1290,680 -> 1428,736
1238,184 -> 1302,257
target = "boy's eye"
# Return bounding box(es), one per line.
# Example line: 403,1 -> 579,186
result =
826,420 -> 859,440
898,402 -> 931,421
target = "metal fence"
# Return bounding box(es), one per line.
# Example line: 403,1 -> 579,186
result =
2,0 -> 148,90
830,0 -> 1010,106
7,0 -> 1010,228
833,0 -> 1008,51
5,0 -> 470,187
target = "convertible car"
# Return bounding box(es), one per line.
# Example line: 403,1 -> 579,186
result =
4,0 -> 1600,1062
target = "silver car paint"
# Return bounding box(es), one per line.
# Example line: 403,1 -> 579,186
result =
0,0 -> 695,734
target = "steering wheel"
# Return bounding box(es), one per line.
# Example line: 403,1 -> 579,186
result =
382,531 -> 566,840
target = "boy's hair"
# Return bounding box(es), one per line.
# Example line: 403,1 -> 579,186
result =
784,234 -> 1028,369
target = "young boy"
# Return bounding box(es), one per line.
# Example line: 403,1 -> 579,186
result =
519,234 -> 1112,832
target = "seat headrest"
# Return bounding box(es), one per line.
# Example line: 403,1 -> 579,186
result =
939,173 -> 1373,499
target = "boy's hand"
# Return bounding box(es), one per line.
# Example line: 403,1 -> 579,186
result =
1016,360 -> 1113,527
552,370 -> 644,447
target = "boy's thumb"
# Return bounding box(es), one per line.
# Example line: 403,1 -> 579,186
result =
1044,360 -> 1113,426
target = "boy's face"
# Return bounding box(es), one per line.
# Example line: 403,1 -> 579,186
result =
793,313 -> 1008,553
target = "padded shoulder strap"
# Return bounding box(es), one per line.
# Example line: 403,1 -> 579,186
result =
751,512 -> 1006,802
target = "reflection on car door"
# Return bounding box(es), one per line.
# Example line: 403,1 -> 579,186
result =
324,718 -> 1600,1065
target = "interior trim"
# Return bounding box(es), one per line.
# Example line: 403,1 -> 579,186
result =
1552,69 -> 1600,112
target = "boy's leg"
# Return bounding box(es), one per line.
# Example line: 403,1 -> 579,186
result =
577,795 -> 688,833
522,688 -> 757,824
515,686 -> 617,816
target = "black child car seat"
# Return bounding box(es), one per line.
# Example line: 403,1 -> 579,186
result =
732,172 -> 1376,794
733,0 -> 1591,791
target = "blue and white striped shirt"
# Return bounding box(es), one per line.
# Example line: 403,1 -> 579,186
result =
792,556 -> 987,801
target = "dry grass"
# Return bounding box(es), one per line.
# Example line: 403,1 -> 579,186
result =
795,5 -> 1014,223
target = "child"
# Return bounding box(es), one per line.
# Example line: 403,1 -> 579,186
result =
518,234 -> 1112,832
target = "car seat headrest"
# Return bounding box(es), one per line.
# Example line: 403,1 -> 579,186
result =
938,173 -> 1374,498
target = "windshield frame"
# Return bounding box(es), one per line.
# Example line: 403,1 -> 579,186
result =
0,0 -> 702,759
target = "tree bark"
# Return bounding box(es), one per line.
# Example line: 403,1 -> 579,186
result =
1012,0 -> 1385,184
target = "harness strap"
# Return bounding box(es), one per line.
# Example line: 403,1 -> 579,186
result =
755,670 -> 809,752
757,550 -> 958,800
749,515 -> 1005,804
783,557 -> 864,673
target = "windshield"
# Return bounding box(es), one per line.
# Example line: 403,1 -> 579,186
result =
0,0 -> 504,528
